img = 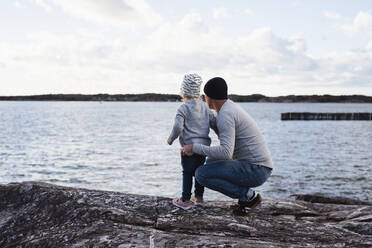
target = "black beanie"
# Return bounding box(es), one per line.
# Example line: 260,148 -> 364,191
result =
204,77 -> 228,100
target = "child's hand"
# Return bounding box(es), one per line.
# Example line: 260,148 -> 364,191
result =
183,144 -> 193,156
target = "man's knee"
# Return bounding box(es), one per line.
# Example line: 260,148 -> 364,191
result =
195,167 -> 207,185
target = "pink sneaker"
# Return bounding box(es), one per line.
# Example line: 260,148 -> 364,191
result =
191,196 -> 204,205
172,197 -> 194,210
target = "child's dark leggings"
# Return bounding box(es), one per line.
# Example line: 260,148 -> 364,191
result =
181,154 -> 206,201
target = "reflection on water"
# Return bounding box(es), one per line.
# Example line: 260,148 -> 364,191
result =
0,101 -> 371,201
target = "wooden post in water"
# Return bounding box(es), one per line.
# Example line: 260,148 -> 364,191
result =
281,112 -> 372,120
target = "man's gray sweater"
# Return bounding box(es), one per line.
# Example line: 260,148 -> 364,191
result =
193,100 -> 273,169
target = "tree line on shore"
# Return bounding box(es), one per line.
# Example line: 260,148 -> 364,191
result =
1,93 -> 372,103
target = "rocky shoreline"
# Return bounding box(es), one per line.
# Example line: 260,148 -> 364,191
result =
0,182 -> 371,247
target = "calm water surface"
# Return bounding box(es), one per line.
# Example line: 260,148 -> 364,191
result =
0,101 -> 371,201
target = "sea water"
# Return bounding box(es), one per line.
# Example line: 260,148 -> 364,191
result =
0,101 -> 371,201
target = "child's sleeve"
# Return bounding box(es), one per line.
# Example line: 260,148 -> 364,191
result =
193,111 -> 235,160
209,109 -> 219,137
167,106 -> 185,145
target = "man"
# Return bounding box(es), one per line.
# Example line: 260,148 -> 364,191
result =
182,77 -> 273,215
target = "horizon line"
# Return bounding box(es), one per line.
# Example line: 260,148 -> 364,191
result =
1,93 -> 372,98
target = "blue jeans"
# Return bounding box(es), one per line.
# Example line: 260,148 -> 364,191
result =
195,158 -> 272,200
181,154 -> 206,201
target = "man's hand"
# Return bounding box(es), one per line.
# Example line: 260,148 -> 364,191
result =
182,144 -> 193,156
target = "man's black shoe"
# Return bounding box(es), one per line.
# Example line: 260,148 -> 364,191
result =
232,204 -> 250,216
232,193 -> 262,216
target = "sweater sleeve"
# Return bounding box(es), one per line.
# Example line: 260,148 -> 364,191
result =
193,111 -> 235,160
167,106 -> 185,144
209,109 -> 219,136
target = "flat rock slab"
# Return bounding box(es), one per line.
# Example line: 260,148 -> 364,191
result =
0,182 -> 371,247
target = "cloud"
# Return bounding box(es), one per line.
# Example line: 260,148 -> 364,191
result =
288,35 -> 307,53
29,0 -> 162,28
0,31 -> 136,95
342,11 -> 372,36
367,41 -> 372,50
324,11 -> 341,20
292,0 -> 302,7
232,28 -> 317,81
29,0 -> 52,12
213,8 -> 229,19
244,8 -> 253,16
179,12 -> 209,33
14,1 -> 25,8
1,11 -> 372,96
317,50 -> 372,88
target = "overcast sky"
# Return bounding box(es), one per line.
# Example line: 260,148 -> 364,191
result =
1,0 -> 372,96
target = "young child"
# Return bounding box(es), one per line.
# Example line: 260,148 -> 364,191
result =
167,73 -> 217,210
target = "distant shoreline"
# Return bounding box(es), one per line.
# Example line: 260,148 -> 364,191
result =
1,93 -> 372,103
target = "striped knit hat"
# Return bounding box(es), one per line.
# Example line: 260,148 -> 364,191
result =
180,73 -> 203,98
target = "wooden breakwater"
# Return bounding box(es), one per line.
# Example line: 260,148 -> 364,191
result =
281,112 -> 372,120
